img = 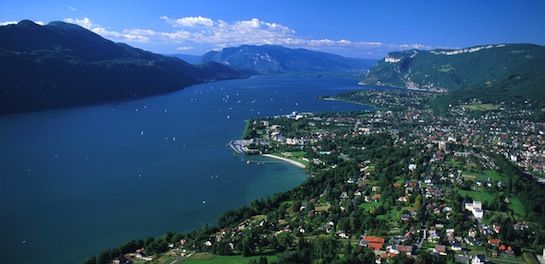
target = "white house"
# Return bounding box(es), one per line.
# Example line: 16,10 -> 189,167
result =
471,254 -> 486,264
465,200 -> 484,219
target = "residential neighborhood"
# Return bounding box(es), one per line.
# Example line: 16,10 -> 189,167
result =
96,89 -> 545,264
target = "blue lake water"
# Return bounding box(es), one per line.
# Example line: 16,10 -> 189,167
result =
0,76 -> 369,263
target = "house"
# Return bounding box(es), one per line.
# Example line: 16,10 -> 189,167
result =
488,238 -> 501,247
403,231 -> 415,242
428,227 -> 440,242
400,214 -> 410,222
468,228 -> 477,238
360,236 -> 385,251
499,245 -> 515,257
434,244 -> 447,255
451,242 -> 463,251
112,255 -> 133,264
471,254 -> 486,264
492,223 -> 501,233
368,242 -> 383,251
465,237 -> 480,246
513,221 -> 529,231
336,230 -> 349,239
465,200 -> 484,219
396,245 -> 413,256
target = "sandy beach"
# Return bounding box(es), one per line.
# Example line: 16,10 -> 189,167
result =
261,154 -> 306,169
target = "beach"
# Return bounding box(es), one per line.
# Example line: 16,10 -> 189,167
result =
261,154 -> 306,169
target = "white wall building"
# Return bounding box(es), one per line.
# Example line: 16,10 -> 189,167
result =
465,201 -> 484,219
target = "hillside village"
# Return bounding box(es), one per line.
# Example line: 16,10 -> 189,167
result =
97,89 -> 545,264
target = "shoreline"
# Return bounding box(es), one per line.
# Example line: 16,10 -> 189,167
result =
321,97 -> 374,108
261,154 -> 306,169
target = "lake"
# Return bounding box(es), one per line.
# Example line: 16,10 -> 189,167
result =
0,76 -> 370,263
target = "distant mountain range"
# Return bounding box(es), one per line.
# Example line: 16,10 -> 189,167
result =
360,44 -> 545,110
175,45 -> 375,75
0,20 -> 242,115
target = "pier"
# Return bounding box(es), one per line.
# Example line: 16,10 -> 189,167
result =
228,139 -> 252,154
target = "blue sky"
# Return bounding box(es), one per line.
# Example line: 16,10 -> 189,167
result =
1,0 -> 544,58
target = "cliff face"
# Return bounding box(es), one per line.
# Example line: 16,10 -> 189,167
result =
361,44 -> 545,98
0,20 -> 242,115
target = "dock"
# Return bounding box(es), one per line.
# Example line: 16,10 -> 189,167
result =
228,140 -> 252,154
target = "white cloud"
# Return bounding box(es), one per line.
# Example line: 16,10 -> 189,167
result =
176,46 -> 193,51
159,16 -> 295,46
0,20 -> 44,26
64,17 -> 94,29
69,6 -> 77,11
0,21 -> 18,26
61,16 -> 434,58
161,16 -> 214,27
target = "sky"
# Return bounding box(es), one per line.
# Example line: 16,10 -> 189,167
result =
1,0 -> 545,59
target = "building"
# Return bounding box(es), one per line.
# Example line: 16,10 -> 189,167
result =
465,200 -> 484,219
471,254 -> 486,264
360,236 -> 385,251
434,244 -> 447,255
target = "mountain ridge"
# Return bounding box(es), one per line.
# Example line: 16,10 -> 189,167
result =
199,44 -> 375,75
362,44 -> 545,90
0,20 -> 243,115
360,43 -> 545,110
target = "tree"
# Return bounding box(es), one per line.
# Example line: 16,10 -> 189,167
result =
312,236 -> 338,263
392,253 -> 415,264
276,231 -> 294,251
258,256 -> 268,264
359,250 -> 375,263
97,249 -> 117,264
291,200 -> 302,213
242,231 -> 256,257
82,256 -> 96,264
415,252 -> 445,264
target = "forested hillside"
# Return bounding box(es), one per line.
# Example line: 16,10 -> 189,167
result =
0,20 -> 242,115
360,44 -> 545,117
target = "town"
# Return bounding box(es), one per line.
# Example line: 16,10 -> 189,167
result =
95,89 -> 545,264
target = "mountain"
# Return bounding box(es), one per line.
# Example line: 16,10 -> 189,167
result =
166,54 -> 202,64
0,20 -> 242,115
360,44 -> 545,109
200,44 -> 374,75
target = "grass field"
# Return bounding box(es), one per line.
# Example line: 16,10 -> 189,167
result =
359,201 -> 383,210
182,253 -> 277,264
463,102 -> 501,111
482,170 -> 504,182
508,197 -> 526,217
522,251 -> 541,264
462,170 -> 504,182
458,189 -> 495,204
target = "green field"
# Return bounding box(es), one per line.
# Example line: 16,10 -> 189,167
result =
522,251 -> 541,264
462,170 -> 504,182
508,197 -> 526,217
182,253 -> 277,264
458,189 -> 495,204
462,102 -> 501,111
359,201 -> 383,210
